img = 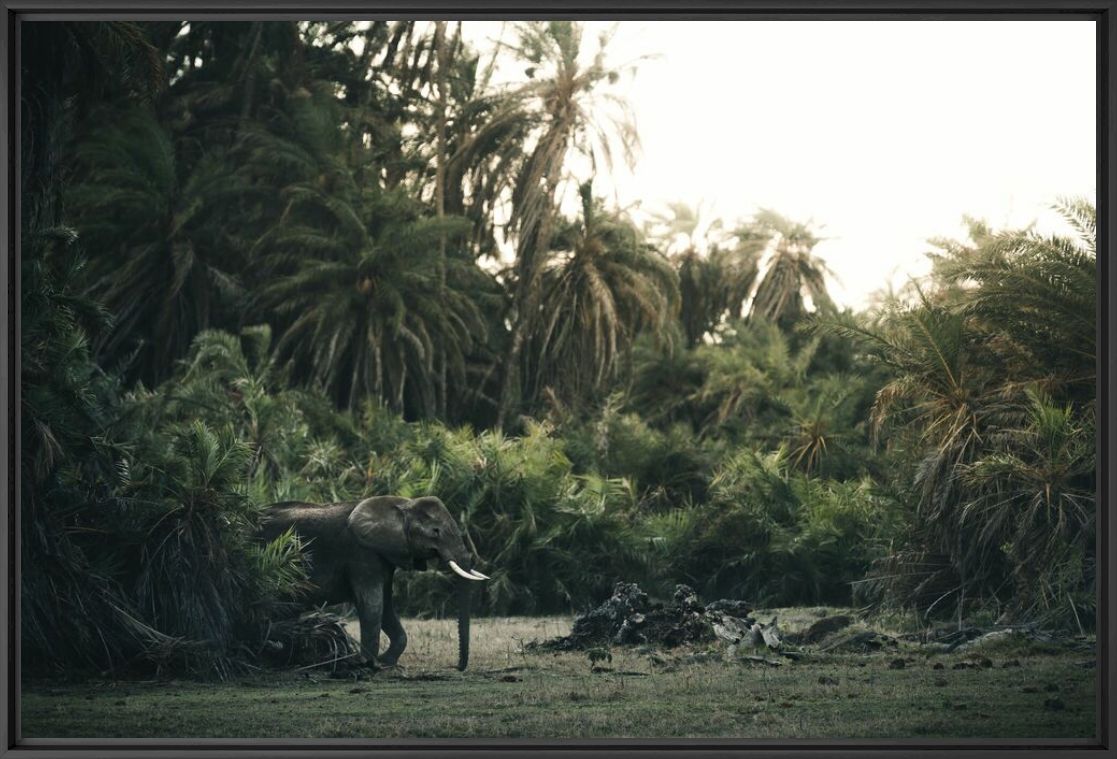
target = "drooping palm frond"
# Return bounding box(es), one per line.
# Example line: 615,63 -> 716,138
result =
527,181 -> 679,410
68,107 -> 246,384
740,210 -> 835,327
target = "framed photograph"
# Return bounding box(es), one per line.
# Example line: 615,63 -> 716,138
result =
3,1 -> 1112,756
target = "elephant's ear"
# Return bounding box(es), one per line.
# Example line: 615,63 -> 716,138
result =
348,497 -> 411,567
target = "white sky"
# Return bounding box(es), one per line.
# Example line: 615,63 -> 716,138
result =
465,20 -> 1096,309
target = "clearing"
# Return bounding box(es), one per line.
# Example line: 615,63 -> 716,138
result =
21,610 -> 1096,739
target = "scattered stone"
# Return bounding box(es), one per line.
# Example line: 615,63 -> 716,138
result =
952,661 -> 979,670
1044,698 -> 1065,711
348,687 -> 368,694
706,599 -> 754,617
932,662 -> 945,670
979,657 -> 993,669
818,675 -> 839,686
318,692 -> 330,698
888,658 -> 906,670
500,675 -> 523,682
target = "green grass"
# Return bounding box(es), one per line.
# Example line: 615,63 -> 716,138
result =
22,613 -> 1096,739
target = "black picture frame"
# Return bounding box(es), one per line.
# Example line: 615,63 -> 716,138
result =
2,2 -> 1113,757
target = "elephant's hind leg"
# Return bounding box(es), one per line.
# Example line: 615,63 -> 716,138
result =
380,573 -> 408,666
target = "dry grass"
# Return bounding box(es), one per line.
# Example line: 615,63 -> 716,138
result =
22,612 -> 1097,740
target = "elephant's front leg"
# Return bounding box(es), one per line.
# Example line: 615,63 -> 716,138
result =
380,572 -> 407,666
350,571 -> 385,666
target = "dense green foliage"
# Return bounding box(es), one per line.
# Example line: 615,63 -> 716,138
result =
20,20 -> 1095,677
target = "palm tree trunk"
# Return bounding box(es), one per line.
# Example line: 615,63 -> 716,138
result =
434,21 -> 450,421
236,22 -> 265,142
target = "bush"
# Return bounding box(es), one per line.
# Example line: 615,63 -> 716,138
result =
638,449 -> 895,606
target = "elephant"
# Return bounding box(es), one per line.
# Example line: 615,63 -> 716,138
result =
257,495 -> 489,670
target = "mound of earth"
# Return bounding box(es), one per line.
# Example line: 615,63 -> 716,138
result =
533,582 -> 756,651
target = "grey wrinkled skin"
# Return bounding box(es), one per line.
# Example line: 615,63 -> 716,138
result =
257,495 -> 479,670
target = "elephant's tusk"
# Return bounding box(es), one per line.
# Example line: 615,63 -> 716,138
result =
449,560 -> 485,581
467,569 -> 490,580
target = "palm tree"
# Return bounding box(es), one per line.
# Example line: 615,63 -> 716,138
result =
258,186 -> 489,416
22,22 -> 163,233
525,181 -> 678,410
824,199 -> 1097,623
930,197 -> 1096,404
67,107 -> 246,384
960,389 -> 1094,621
495,21 -> 642,428
742,210 -> 835,328
647,203 -> 764,348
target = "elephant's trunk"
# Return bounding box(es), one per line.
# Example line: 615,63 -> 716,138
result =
456,578 -> 473,671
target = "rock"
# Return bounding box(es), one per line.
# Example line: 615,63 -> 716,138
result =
817,675 -> 839,685
712,616 -> 752,645
979,657 -> 993,669
673,584 -> 703,612
706,599 -> 754,617
1002,659 -> 1021,668
932,662 -> 945,670
532,582 -> 753,652
500,674 -> 522,682
888,658 -> 906,670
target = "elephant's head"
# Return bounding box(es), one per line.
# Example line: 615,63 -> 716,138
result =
348,495 -> 487,670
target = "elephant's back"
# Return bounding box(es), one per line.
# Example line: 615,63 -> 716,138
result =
257,501 -> 356,543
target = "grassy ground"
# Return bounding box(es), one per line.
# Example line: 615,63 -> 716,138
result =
22,611 -> 1096,739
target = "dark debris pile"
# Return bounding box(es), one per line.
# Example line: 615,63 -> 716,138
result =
533,582 -> 755,651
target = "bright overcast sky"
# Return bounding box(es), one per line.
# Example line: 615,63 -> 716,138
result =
466,20 -> 1096,309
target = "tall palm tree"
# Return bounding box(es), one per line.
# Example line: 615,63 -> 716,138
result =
647,202 -> 763,347
258,186 -> 489,416
526,182 -> 678,410
67,107 -> 246,384
743,210 -> 835,328
495,21 -> 642,428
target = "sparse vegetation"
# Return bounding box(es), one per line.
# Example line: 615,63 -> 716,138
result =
22,614 -> 1096,738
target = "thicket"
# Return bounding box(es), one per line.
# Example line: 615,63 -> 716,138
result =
20,20 -> 1095,676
